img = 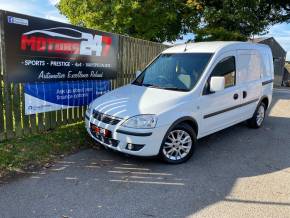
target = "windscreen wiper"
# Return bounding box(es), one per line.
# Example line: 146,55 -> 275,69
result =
142,83 -> 161,88
163,87 -> 189,92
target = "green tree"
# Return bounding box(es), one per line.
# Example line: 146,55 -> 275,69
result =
188,0 -> 290,41
57,0 -> 199,42
57,0 -> 290,42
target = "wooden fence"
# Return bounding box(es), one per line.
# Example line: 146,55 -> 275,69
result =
0,30 -> 168,141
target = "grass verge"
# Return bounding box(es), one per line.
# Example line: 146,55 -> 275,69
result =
0,122 -> 93,178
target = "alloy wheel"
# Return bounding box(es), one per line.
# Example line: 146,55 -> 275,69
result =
256,105 -> 265,126
162,130 -> 192,161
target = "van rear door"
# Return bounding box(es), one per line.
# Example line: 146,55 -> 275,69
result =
236,50 -> 262,119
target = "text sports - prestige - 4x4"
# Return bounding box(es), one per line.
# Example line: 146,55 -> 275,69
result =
85,41 -> 274,164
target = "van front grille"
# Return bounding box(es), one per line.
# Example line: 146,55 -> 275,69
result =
92,110 -> 122,125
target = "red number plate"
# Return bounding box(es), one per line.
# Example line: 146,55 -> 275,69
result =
90,124 -> 111,138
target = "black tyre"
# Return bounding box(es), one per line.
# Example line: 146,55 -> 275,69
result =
247,102 -> 266,129
159,123 -> 196,164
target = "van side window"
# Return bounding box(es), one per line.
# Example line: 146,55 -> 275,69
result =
203,56 -> 236,94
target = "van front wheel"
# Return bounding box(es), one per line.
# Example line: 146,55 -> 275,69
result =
247,102 -> 266,128
160,123 -> 196,164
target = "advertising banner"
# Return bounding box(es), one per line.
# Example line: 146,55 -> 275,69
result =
2,10 -> 119,83
24,80 -> 110,115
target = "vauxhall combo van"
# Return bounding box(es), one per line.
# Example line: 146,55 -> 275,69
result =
85,42 -> 274,164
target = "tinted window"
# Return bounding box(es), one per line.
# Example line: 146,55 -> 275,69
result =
133,53 -> 213,91
211,56 -> 236,88
203,56 -> 236,94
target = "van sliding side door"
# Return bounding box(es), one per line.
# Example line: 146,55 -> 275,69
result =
236,50 -> 262,119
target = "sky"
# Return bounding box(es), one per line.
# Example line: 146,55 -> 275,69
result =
0,0 -> 289,60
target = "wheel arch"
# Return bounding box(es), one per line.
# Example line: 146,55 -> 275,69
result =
259,96 -> 269,110
166,116 -> 199,136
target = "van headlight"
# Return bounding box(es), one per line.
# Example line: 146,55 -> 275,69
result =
122,115 -> 157,129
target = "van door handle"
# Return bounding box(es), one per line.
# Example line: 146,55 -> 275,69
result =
233,93 -> 239,100
243,91 -> 247,98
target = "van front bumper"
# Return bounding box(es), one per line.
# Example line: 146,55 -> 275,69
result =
85,115 -> 168,157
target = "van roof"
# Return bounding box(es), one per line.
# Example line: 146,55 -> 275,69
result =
162,41 -> 269,54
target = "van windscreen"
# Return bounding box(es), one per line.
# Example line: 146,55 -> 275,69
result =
133,53 -> 213,91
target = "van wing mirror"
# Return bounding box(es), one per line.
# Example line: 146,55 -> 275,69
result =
136,70 -> 142,78
210,76 -> 225,92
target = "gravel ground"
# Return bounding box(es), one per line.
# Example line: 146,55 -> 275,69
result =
0,89 -> 289,218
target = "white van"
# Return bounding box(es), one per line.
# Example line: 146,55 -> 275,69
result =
85,42 -> 274,164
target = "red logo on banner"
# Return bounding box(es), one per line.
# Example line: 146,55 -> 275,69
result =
20,27 -> 112,56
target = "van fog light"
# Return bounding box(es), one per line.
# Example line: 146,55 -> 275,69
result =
126,143 -> 145,151
127,143 -> 133,150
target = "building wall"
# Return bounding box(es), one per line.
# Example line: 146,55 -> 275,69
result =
284,63 -> 290,85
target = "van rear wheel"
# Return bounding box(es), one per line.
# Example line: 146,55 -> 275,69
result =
159,123 -> 196,164
247,102 -> 266,129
